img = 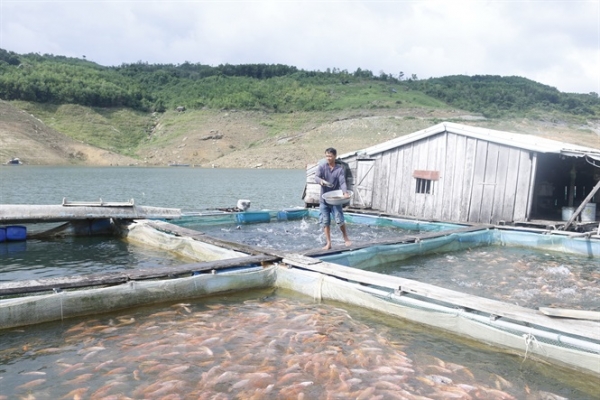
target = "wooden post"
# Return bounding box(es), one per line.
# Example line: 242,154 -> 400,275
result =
567,164 -> 576,207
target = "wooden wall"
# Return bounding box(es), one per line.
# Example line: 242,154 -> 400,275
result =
352,131 -> 536,224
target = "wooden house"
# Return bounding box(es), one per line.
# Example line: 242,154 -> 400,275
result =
304,122 -> 600,225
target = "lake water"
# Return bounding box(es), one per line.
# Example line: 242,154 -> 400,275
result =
1,166 -> 599,399
0,166 -> 307,280
0,166 -> 306,211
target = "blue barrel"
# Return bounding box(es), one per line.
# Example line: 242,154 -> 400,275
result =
277,209 -> 308,221
235,211 -> 271,224
6,225 -> 27,241
0,227 -> 6,243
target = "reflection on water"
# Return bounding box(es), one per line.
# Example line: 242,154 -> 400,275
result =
0,236 -> 185,281
367,246 -> 600,311
1,290 -> 596,399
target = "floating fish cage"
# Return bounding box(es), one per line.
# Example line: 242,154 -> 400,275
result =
1,208 -> 599,387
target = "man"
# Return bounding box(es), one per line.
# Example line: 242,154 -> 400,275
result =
314,147 -> 351,250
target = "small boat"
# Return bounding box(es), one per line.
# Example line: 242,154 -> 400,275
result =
5,158 -> 22,165
168,163 -> 190,167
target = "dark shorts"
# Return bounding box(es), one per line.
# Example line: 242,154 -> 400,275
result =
319,202 -> 345,227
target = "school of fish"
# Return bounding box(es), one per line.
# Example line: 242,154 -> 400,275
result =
1,217 -> 598,398
189,218 -> 412,252
1,294 -> 590,400
194,220 -> 599,312
369,246 -> 600,311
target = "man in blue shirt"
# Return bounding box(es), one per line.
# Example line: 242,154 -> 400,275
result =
314,147 -> 351,250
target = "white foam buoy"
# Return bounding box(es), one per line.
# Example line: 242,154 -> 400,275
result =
237,199 -> 251,211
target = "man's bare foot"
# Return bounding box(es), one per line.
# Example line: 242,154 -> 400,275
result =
322,244 -> 331,250
344,240 -> 352,247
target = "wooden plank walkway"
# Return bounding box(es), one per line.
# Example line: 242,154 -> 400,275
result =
0,204 -> 181,224
539,307 -> 600,321
303,224 -> 493,257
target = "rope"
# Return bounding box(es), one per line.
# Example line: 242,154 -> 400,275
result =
315,274 -> 324,303
522,332 -> 544,363
53,289 -> 64,321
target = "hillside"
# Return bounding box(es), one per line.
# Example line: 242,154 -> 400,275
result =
0,100 -> 137,166
1,50 -> 598,167
1,99 -> 598,169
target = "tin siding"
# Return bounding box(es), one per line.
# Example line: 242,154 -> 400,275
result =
480,143 -> 501,223
388,149 -> 401,214
460,138 -> 478,222
397,143 -> 413,216
363,132 -> 535,224
372,152 -> 391,211
468,140 -> 489,222
513,151 -> 535,221
443,134 -> 467,221
444,135 -> 468,222
431,133 -> 448,221
493,147 -> 521,222
491,145 -> 512,223
411,140 -> 428,218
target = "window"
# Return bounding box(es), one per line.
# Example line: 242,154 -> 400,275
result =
413,170 -> 439,195
416,178 -> 433,194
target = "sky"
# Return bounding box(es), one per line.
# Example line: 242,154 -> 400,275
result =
1,0 -> 598,95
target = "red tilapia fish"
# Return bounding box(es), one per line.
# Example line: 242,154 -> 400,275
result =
2,297 -> 588,399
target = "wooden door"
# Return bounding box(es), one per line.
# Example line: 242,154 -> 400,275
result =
353,160 -> 376,208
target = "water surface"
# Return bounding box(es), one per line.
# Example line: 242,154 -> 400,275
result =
0,166 -> 306,211
0,236 -> 186,281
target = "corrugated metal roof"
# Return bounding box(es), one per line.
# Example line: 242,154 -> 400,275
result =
340,122 -> 600,159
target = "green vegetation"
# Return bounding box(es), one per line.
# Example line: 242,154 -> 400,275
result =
408,75 -> 599,118
0,50 -> 148,110
1,48 -> 598,155
2,48 -> 597,116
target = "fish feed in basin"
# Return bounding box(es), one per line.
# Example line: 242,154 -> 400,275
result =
322,190 -> 353,206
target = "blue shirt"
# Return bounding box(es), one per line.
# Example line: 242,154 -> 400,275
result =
315,162 -> 348,203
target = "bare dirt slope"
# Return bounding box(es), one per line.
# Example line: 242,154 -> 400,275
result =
99,108 -> 471,169
137,108 -> 599,169
0,100 -> 137,166
1,100 -> 598,169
